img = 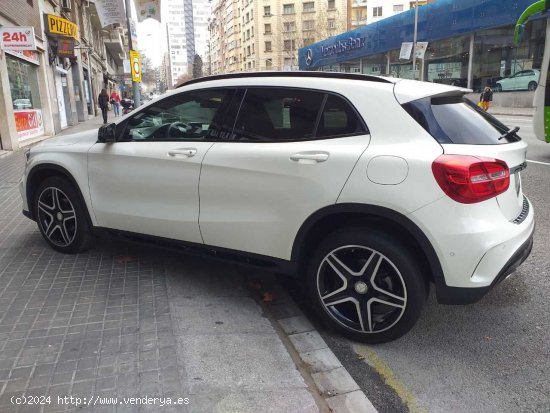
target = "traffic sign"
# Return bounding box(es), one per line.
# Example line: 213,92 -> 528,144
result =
130,50 -> 142,83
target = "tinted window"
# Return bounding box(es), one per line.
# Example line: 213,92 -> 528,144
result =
234,88 -> 323,141
233,88 -> 366,141
121,89 -> 229,141
403,96 -> 519,144
317,94 -> 366,138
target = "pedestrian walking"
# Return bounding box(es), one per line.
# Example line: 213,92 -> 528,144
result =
98,89 -> 109,124
110,90 -> 121,117
479,86 -> 493,112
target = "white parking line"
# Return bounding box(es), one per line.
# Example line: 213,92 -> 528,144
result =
527,159 -> 550,166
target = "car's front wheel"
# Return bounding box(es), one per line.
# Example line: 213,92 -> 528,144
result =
34,176 -> 94,253
494,84 -> 502,92
528,81 -> 537,91
307,227 -> 428,344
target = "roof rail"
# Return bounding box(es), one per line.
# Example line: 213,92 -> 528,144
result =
176,71 -> 393,88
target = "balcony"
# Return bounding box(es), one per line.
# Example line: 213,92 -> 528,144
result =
103,30 -> 125,64
351,18 -> 368,26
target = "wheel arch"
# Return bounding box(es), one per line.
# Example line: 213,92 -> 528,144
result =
291,203 -> 444,283
26,163 -> 93,227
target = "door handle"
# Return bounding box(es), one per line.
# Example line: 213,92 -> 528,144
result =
290,152 -> 329,163
168,148 -> 197,158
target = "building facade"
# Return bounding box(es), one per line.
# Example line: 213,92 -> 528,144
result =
208,0 -> 348,74
366,0 -> 431,25
299,0 -> 545,93
166,0 -> 211,87
0,0 -> 127,152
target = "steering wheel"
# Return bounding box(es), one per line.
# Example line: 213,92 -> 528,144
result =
166,121 -> 189,138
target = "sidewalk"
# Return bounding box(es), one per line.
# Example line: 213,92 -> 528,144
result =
488,106 -> 534,117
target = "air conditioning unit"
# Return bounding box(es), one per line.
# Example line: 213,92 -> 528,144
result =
61,0 -> 72,11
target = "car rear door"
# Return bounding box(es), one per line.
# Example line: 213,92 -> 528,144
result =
88,88 -> 232,243
198,87 -> 371,260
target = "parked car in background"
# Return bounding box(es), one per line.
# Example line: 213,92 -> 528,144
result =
13,98 -> 32,110
495,69 -> 540,92
19,72 -> 534,344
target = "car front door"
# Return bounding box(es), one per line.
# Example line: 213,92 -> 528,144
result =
88,88 -> 231,243
198,87 -> 371,260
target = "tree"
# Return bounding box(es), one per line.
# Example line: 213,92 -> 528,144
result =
192,55 -> 203,79
176,73 -> 192,86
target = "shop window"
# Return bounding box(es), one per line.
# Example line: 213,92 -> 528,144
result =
7,55 -> 42,111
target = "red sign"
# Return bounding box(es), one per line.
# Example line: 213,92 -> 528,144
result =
14,110 -> 44,140
1,27 -> 37,51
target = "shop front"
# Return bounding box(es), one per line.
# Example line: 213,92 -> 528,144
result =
6,49 -> 45,142
44,13 -> 80,129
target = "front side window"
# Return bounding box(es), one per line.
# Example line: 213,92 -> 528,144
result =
121,89 -> 229,141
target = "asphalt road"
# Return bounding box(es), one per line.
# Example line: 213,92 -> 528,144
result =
292,115 -> 550,413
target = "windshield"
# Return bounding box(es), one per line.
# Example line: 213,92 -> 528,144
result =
402,95 -> 520,145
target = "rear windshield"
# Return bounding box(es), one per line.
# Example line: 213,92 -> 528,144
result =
402,95 -> 520,144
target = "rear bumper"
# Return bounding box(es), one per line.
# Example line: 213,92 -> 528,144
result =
435,222 -> 534,305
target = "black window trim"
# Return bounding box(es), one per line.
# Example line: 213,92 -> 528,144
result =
225,86 -> 370,143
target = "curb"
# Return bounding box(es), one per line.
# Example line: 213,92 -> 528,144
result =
249,274 -> 378,413
490,112 -> 533,117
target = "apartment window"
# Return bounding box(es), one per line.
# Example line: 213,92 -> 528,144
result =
246,29 -> 250,39
247,46 -> 251,56
284,39 -> 296,51
264,6 -> 271,16
283,21 -> 296,32
304,38 -> 315,45
283,4 -> 295,14
327,0 -> 335,9
393,4 -> 403,12
264,23 -> 272,34
373,6 -> 382,17
265,41 -> 272,51
246,12 -> 250,22
266,59 -> 272,69
303,2 -> 315,12
328,19 -> 336,28
303,20 -> 314,30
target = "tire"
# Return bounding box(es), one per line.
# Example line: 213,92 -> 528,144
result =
34,176 -> 95,253
528,81 -> 537,91
494,84 -> 502,93
306,227 -> 428,344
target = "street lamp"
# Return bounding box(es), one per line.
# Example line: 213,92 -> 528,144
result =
412,0 -> 419,80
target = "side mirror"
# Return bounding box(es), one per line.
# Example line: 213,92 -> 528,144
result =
98,123 -> 117,143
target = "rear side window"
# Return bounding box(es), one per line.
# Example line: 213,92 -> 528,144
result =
233,88 -> 367,142
403,96 -> 520,144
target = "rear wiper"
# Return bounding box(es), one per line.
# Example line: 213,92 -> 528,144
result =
499,126 -> 520,141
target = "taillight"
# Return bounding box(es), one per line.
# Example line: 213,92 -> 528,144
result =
432,155 -> 510,204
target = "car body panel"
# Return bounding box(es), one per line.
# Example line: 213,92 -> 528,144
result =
87,141 -> 214,243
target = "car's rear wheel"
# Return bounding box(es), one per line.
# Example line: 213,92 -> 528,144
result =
307,227 -> 428,344
528,81 -> 537,91
35,176 -> 94,253
494,84 -> 502,92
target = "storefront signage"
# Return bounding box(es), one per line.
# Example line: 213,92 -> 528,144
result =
320,37 -> 366,57
14,109 -> 44,140
45,14 -> 79,40
94,0 -> 126,28
415,42 -> 429,59
399,42 -> 413,60
56,38 -> 75,58
130,50 -> 142,82
5,49 -> 40,65
0,27 -> 37,51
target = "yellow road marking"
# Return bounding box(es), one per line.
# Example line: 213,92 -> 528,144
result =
353,344 -> 427,413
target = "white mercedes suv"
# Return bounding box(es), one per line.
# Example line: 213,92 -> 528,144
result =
20,72 -> 534,343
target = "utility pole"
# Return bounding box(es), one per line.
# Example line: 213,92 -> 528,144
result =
125,0 -> 140,107
412,0 -> 419,80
